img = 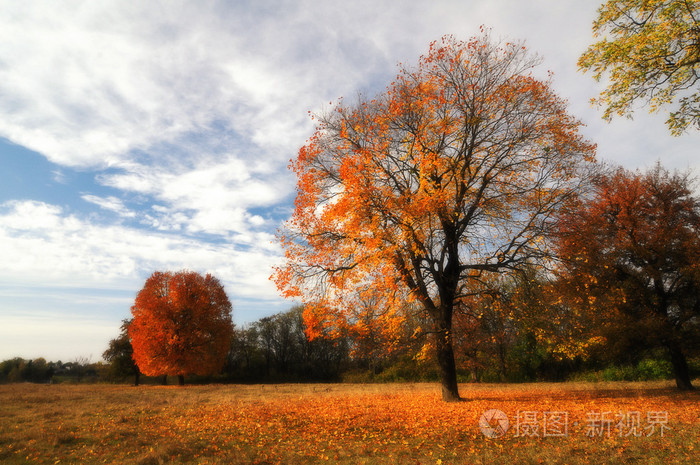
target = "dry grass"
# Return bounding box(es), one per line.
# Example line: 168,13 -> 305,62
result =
0,381 -> 698,464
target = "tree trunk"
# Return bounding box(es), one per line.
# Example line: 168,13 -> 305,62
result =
161,375 -> 167,385
178,374 -> 185,386
668,342 -> 694,390
497,343 -> 507,381
134,371 -> 140,386
436,328 -> 461,401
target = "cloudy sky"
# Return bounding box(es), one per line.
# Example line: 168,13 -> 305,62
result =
1,0 -> 698,362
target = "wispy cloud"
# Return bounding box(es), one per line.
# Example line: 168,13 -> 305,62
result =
96,154 -> 290,236
0,1 -> 388,171
81,194 -> 135,218
0,200 -> 281,302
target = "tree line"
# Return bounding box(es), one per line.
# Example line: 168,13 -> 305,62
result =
0,357 -> 97,384
102,305 -> 351,385
4,290 -> 694,386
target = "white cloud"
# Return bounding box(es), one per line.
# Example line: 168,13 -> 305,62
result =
1,201 -> 69,231
0,1 -> 311,169
0,200 -> 283,304
97,154 -> 290,236
1,0 -> 697,175
81,194 -> 135,218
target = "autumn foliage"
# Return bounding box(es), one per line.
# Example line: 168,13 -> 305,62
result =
129,270 -> 233,383
579,0 -> 700,134
274,32 -> 596,401
555,165 -> 700,390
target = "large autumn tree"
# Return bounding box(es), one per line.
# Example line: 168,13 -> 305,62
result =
274,33 -> 596,401
579,0 -> 700,134
556,165 -> 700,390
129,270 -> 234,385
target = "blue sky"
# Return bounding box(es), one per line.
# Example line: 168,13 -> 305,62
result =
1,0 -> 699,362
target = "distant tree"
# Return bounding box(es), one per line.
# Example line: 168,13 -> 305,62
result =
556,165 -> 700,389
0,358 -> 17,382
0,358 -> 52,383
453,279 -> 519,382
256,316 -> 277,377
243,306 -> 349,381
339,290 -> 411,375
25,358 -> 52,383
129,270 -> 234,385
253,309 -> 303,376
274,33 -> 596,401
452,270 -> 584,382
66,356 -> 96,382
103,319 -> 141,385
289,305 -> 349,380
226,324 -> 263,378
579,0 -> 700,134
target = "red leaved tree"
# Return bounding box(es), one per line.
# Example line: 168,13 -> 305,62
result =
129,270 -> 234,385
555,165 -> 700,390
274,33 -> 596,401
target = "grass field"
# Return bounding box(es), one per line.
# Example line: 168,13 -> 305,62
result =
0,381 -> 698,464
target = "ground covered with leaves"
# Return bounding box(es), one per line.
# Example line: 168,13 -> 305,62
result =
0,381 -> 697,464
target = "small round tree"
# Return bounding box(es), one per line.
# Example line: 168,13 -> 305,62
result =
129,270 -> 234,385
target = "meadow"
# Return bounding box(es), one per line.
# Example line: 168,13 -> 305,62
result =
0,381 -> 698,464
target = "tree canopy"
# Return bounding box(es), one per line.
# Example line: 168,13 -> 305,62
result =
555,164 -> 700,390
129,270 -> 234,385
579,0 -> 700,134
274,33 -> 596,401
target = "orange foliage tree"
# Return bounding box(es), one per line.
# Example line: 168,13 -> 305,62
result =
129,270 -> 234,385
274,33 -> 596,401
555,165 -> 700,390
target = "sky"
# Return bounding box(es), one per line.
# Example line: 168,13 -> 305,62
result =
1,0 -> 698,362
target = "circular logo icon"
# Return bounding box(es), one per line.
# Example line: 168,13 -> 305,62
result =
479,409 -> 509,438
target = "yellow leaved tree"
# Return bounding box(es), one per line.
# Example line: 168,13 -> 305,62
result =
579,0 -> 700,134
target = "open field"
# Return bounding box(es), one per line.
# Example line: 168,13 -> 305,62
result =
0,381 -> 698,464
